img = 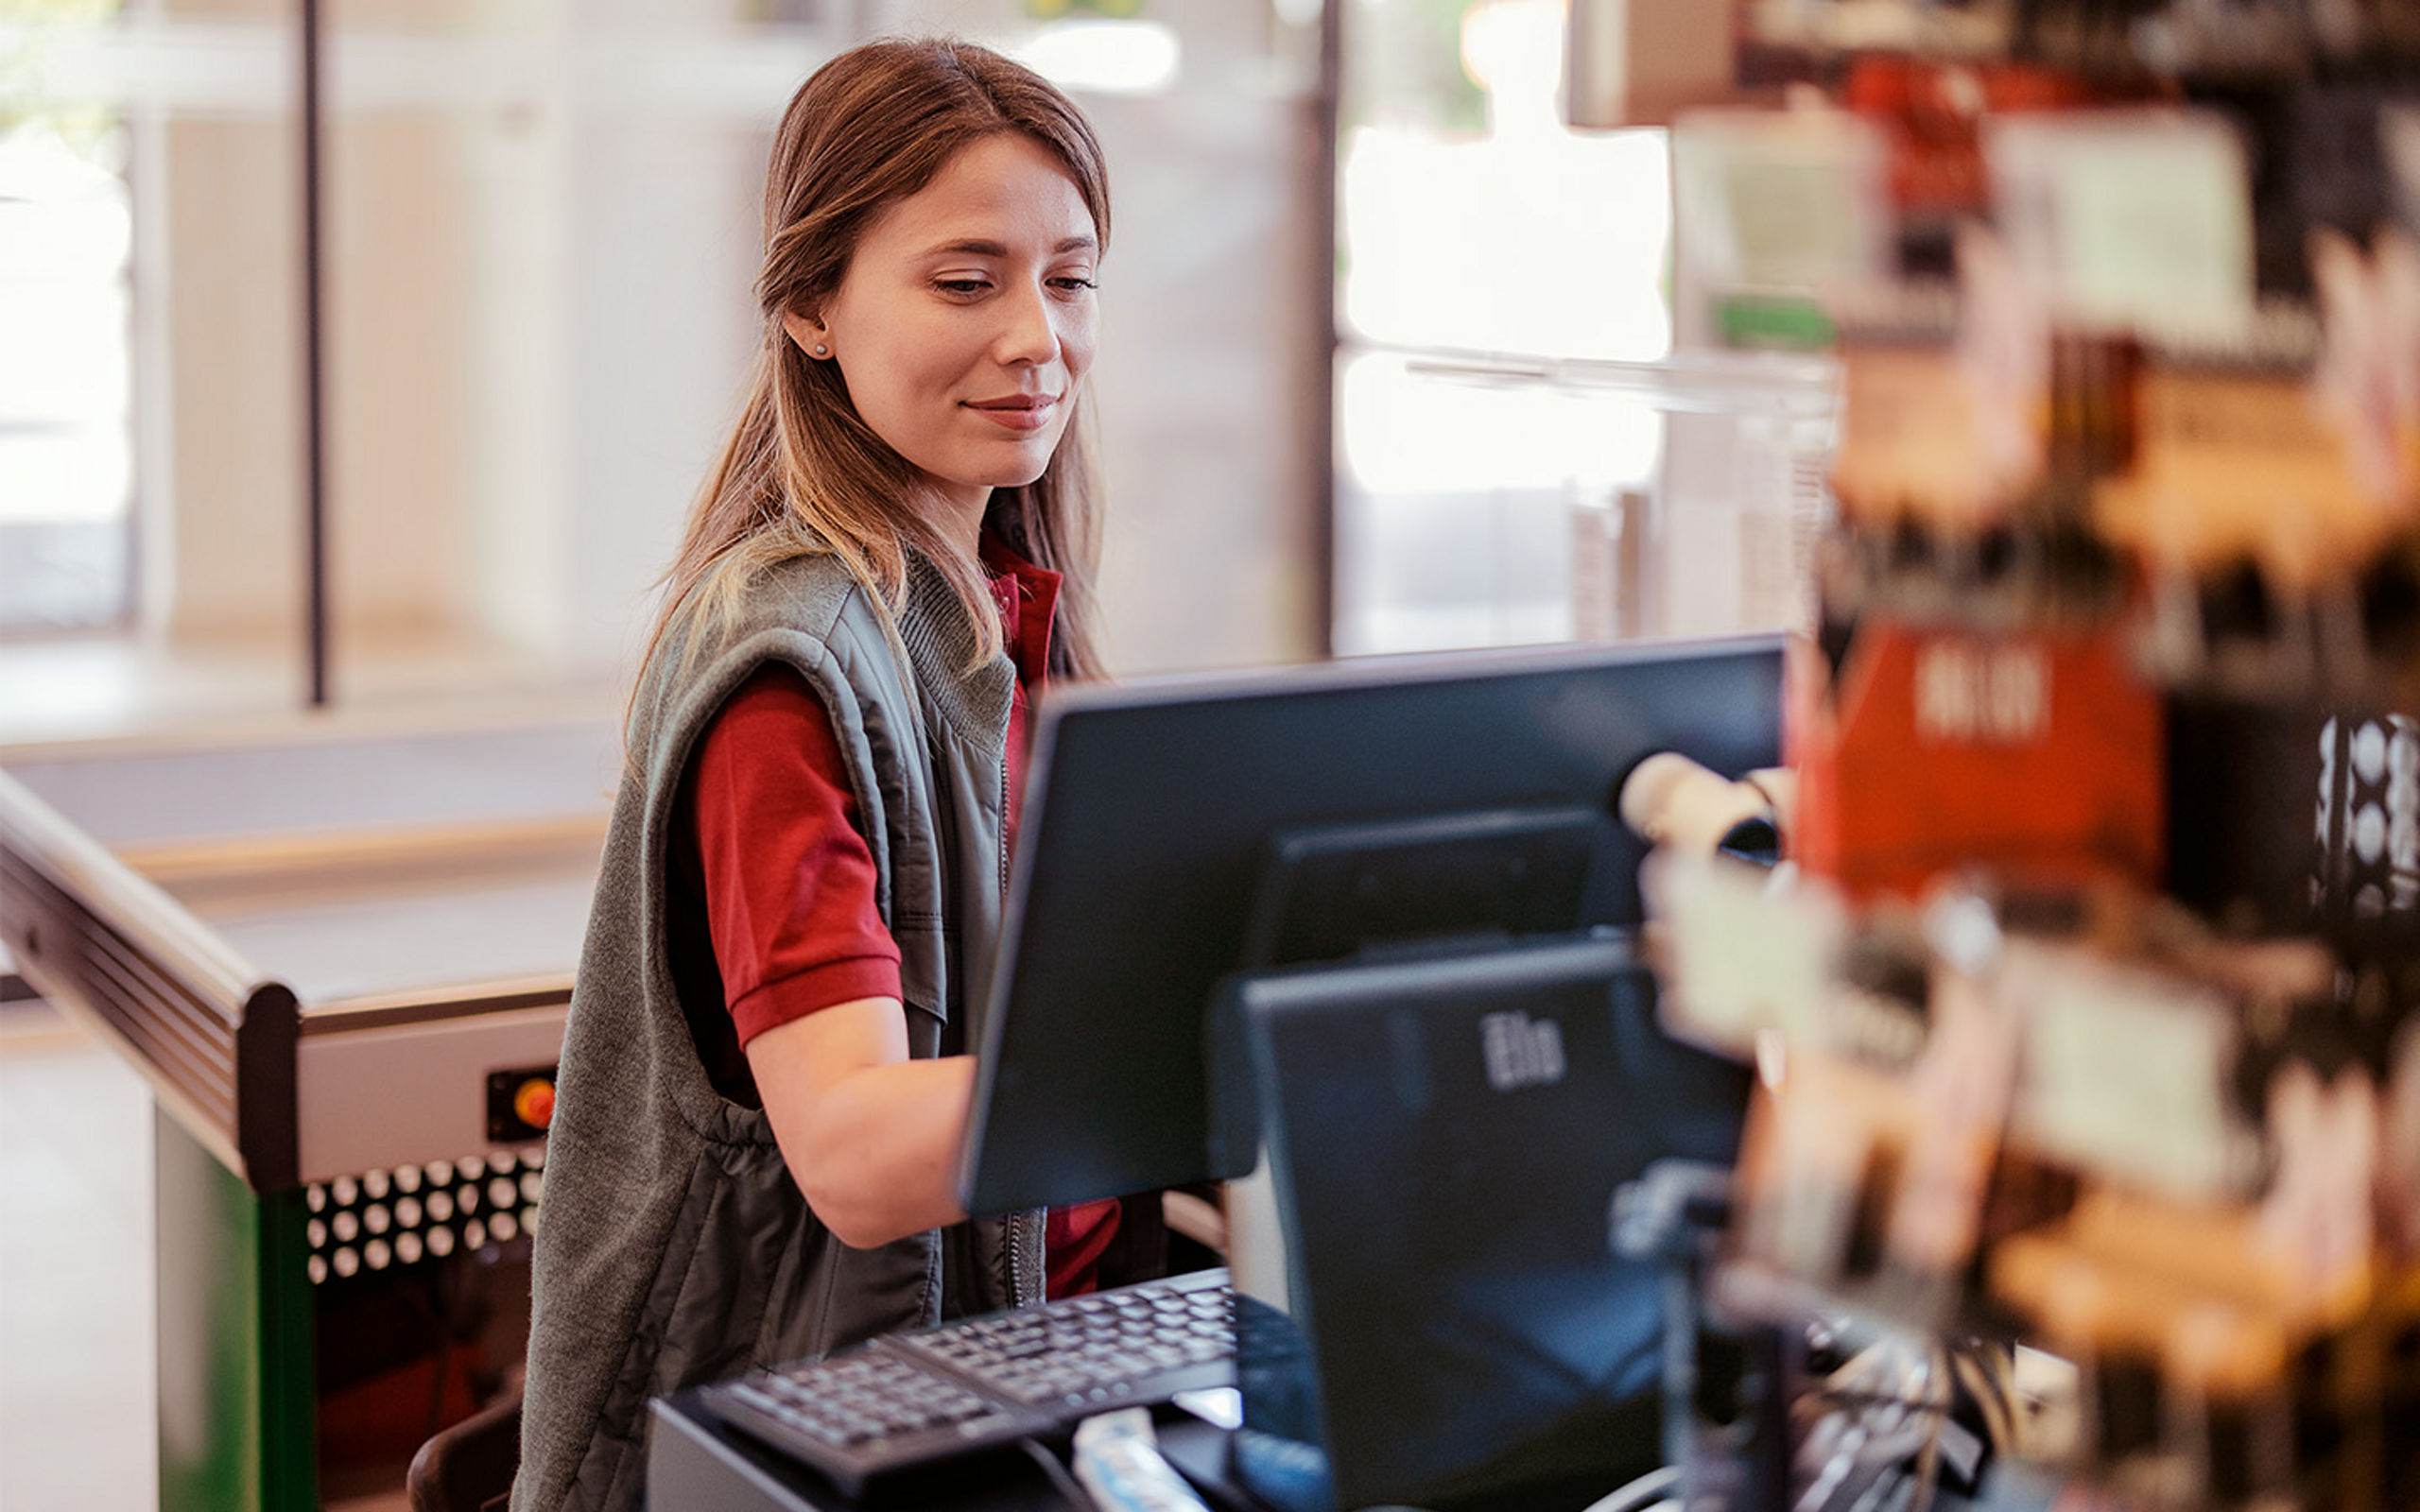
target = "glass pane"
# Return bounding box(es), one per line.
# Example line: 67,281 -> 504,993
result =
0,6 -> 136,634
0,0 -> 312,739
1335,352 -> 1837,656
1339,0 -> 1670,361
1333,0 -> 1838,655
318,0 -> 840,703
1335,348 -> 1656,653
311,0 -> 1322,697
3,0 -> 1328,742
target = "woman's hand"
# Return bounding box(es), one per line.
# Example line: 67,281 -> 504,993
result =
745,998 -> 977,1248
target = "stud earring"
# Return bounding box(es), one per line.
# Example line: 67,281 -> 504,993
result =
812,342 -> 830,358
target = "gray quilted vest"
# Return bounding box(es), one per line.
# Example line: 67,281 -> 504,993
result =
512,550 -> 1045,1512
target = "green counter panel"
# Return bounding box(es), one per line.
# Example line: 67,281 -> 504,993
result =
155,1108 -> 317,1512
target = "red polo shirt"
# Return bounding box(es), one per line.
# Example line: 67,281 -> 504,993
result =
680,536 -> 1118,1297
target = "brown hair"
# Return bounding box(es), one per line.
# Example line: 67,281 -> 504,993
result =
641,37 -> 1111,698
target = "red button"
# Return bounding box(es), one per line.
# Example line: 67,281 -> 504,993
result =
512,1077 -> 556,1130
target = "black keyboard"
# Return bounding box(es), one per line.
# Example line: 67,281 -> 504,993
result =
701,1268 -> 1235,1498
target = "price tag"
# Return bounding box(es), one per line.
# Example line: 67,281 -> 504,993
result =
2005,943 -> 2256,1201
1985,111 -> 2256,340
1645,851 -> 1840,1052
1669,110 -> 1890,348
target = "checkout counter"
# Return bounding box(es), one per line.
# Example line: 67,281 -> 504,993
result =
0,636 -> 1772,1512
0,713 -> 613,1510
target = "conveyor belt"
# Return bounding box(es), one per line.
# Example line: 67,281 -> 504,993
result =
0,714 -> 617,1193
0,765 -> 293,1184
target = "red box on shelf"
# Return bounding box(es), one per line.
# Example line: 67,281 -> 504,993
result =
1790,620 -> 2164,897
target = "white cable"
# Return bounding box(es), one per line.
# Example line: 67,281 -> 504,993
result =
1577,1465 -> 1680,1512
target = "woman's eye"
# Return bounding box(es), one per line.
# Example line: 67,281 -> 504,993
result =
934,278 -> 991,296
1050,275 -> 1098,294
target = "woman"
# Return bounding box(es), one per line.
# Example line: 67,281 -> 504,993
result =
514,40 -> 1137,1511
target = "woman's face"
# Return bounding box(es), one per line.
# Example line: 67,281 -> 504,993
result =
793,132 -> 1099,525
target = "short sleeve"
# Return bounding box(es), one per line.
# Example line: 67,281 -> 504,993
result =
688,664 -> 906,1048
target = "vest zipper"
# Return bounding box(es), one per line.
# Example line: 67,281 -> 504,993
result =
997,750 -> 1045,1308
1007,1209 -> 1044,1308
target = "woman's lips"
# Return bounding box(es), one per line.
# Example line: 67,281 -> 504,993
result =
964,394 -> 1059,433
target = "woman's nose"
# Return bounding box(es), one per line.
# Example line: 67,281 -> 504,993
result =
996,283 -> 1062,367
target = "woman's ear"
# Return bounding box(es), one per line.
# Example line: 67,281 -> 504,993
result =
781,311 -> 833,360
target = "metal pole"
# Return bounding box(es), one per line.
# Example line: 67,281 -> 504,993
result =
300,0 -> 330,708
1311,0 -> 1342,660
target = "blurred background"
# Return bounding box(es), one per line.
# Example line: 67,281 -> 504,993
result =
4,4 -> 1750,1505
10,2 -> 2420,1510
0,0 -> 1782,749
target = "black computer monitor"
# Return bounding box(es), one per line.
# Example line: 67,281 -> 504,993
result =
958,634 -> 1786,1218
1222,934 -> 1750,1512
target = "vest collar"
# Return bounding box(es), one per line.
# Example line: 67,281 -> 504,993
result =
897,550 -> 1016,752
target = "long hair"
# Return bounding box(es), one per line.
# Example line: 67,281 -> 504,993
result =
641,38 -> 1111,700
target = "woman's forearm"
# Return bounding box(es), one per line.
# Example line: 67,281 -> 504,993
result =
787,1055 -> 977,1246
746,997 -> 978,1248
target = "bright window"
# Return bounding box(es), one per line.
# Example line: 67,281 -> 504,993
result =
0,57 -> 133,634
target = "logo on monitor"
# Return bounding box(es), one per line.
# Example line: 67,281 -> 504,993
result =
1480,1011 -> 1565,1092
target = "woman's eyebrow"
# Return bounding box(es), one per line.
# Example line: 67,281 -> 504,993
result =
919,235 -> 1098,258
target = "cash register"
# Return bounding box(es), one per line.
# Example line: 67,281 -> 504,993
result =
648,635 -> 1785,1511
